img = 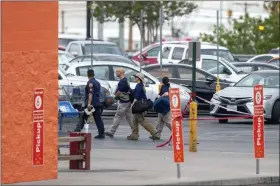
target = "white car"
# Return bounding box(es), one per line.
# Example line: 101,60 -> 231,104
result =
59,66 -> 112,95
65,40 -> 126,57
179,55 -> 247,82
66,61 -> 191,111
246,54 -> 279,63
157,43 -> 236,64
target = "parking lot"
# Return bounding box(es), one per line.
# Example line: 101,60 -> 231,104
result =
61,115 -> 279,154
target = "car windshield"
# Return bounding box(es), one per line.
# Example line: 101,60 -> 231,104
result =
59,53 -> 74,64
82,44 -> 126,56
235,72 -> 279,88
201,49 -> 235,62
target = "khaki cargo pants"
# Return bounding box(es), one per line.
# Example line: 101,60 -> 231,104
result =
107,102 -> 133,135
155,112 -> 171,138
128,112 -> 156,139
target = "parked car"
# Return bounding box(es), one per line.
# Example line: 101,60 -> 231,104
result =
157,43 -> 236,64
268,47 -> 280,54
179,55 -> 247,82
58,33 -> 86,48
69,54 -> 139,66
245,54 -> 279,63
66,61 -> 191,111
232,62 -> 279,73
210,70 -> 279,124
65,40 -> 126,57
143,63 -> 232,111
132,41 -> 190,65
266,57 -> 280,67
58,67 -> 115,109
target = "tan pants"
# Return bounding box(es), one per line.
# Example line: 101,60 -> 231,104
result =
155,112 -> 171,138
129,112 -> 156,138
107,102 -> 133,135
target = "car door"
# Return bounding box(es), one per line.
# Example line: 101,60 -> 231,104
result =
175,66 -> 213,111
111,66 -> 155,100
169,47 -> 185,64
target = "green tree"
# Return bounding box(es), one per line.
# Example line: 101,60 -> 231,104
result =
200,12 -> 279,54
91,1 -> 197,45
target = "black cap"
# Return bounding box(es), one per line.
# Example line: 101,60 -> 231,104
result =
162,77 -> 169,85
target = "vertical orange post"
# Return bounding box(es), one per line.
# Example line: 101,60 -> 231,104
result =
1,1 -> 58,184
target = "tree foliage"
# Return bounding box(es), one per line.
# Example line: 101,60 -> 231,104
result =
200,12 -> 279,54
91,1 -> 197,45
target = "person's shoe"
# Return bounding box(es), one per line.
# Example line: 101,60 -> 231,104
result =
105,131 -> 114,138
127,135 -> 138,140
94,134 -> 105,139
149,136 -> 160,140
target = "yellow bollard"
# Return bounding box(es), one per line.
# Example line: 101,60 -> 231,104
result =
216,75 -> 220,92
189,101 -> 198,152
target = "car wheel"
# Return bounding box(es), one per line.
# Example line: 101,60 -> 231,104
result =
218,119 -> 228,124
268,100 -> 280,124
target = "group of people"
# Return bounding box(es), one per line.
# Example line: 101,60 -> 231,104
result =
75,68 -> 171,140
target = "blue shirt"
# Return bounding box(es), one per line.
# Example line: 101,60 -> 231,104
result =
133,83 -> 147,101
159,84 -> 170,96
85,78 -> 101,107
116,77 -> 130,93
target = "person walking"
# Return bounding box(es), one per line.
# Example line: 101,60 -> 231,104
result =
127,73 -> 158,140
105,68 -> 133,138
75,69 -> 105,139
151,77 -> 172,140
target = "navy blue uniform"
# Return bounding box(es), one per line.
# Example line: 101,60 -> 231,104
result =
116,77 -> 131,103
134,83 -> 147,101
76,78 -> 105,136
159,84 -> 170,96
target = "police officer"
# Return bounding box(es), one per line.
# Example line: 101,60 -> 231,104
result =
75,69 -> 105,139
127,73 -> 158,140
105,68 -> 133,138
151,77 -> 172,140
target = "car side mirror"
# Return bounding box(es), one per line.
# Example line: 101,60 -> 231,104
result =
71,51 -> 79,57
145,82 -> 149,87
206,76 -> 215,82
223,68 -> 232,75
234,57 -> 239,62
229,82 -> 235,87
142,53 -> 148,59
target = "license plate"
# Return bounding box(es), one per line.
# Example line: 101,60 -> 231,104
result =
226,105 -> 237,111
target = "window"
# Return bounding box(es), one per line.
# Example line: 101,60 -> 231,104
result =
112,66 -> 154,84
162,47 -> 171,59
202,59 -> 230,74
179,59 -> 192,65
201,49 -> 235,62
177,67 -> 206,80
147,46 -> 160,57
235,73 -> 279,88
171,47 -> 184,60
269,59 -> 280,67
68,44 -> 80,54
77,65 -> 110,80
251,56 -> 273,63
144,67 -> 174,78
82,44 -> 125,56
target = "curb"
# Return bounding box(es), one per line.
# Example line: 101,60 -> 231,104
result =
146,176 -> 279,186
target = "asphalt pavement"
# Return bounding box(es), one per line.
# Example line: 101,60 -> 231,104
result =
7,115 -> 279,186
62,115 -> 279,155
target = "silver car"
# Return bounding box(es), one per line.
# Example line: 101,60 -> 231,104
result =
66,61 -> 191,112
210,70 -> 279,124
